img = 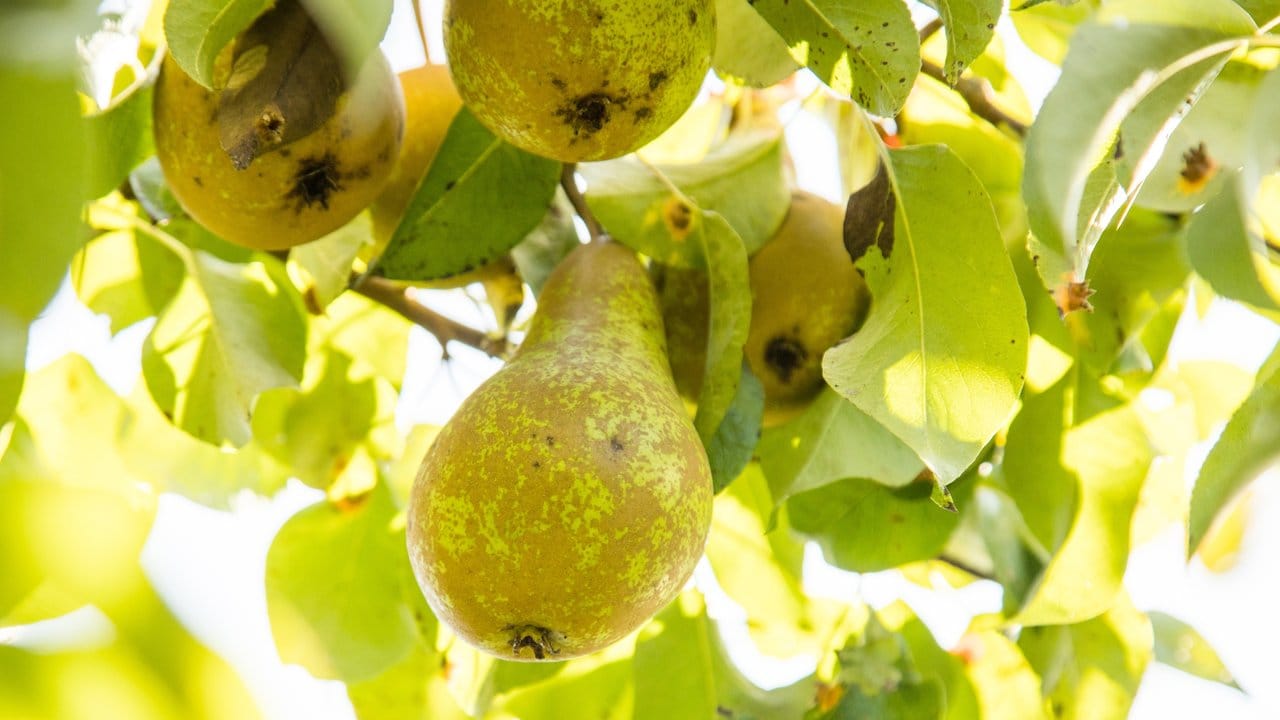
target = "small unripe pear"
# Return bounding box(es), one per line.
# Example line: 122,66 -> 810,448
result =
443,0 -> 716,161
407,242 -> 713,661
661,191 -> 870,424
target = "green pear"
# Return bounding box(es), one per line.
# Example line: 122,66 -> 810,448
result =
407,241 -> 713,661
443,0 -> 716,161
660,191 -> 871,425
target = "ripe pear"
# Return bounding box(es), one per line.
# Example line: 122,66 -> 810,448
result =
443,0 -> 716,161
407,241 -> 713,661
153,45 -> 403,250
661,191 -> 871,424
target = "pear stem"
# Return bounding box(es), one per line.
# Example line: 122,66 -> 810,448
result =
353,275 -> 510,359
560,164 -> 607,242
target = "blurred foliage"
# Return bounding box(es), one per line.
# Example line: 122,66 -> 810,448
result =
4,0 -> 1280,718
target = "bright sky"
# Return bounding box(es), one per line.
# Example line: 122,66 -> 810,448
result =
9,1 -> 1280,718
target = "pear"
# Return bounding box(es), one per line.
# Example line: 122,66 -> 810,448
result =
661,191 -> 871,425
407,241 -> 713,661
443,0 -> 715,161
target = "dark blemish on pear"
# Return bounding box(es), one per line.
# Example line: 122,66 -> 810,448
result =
287,153 -> 342,211
765,336 -> 808,383
545,435 -> 556,447
648,71 -> 668,91
610,437 -> 624,452
193,176 -> 203,187
556,90 -> 630,137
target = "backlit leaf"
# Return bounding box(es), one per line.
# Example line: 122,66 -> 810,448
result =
823,145 -> 1027,484
143,251 -> 307,446
922,0 -> 1003,84
582,130 -> 790,267
1148,611 -> 1241,689
265,481 -> 417,682
163,0 -> 272,88
692,212 -> 751,447
748,0 -> 920,116
376,109 -> 560,282
1188,343 -> 1280,553
712,0 -> 799,87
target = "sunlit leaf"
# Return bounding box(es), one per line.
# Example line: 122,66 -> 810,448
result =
789,476 -> 970,572
71,230 -> 183,334
706,367 -> 763,493
265,481 -> 417,682
758,388 -> 924,501
712,0 -> 799,87
582,130 -> 790,267
1019,594 -> 1153,720
955,629 -> 1051,720
163,0 -> 272,88
1022,0 -> 1255,302
143,251 -> 307,446
823,145 -> 1027,484
252,350 -> 399,489
1186,173 -> 1280,313
376,109 -> 560,282
1003,373 -> 1152,625
86,83 -> 154,201
748,0 -> 920,116
0,8 -> 91,327
1188,343 -> 1280,553
288,212 -> 372,313
692,212 -> 751,448
921,0 -> 1002,83
309,292 -> 411,389
1010,0 -> 1095,65
1148,611 -> 1242,689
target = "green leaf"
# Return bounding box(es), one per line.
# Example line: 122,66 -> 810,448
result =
0,319 -> 25,427
706,367 -> 763,493
1021,0 -> 1255,299
1003,373 -> 1152,626
922,0 -> 1003,84
0,29 -> 89,327
252,350 -> 399,489
1066,209 -> 1190,376
957,629 -> 1051,720
143,252 -> 307,446
288,213 -> 372,312
163,0 -> 273,88
789,476 -> 969,572
492,651 -> 636,720
973,484 -> 1046,614
748,0 -> 920,116
265,482 -> 417,682
510,190 -> 581,297
71,230 -> 184,334
758,388 -> 924,502
298,0 -> 393,73
348,645 -> 470,720
825,608 -> 945,720
376,109 -> 560,282
1148,611 -> 1242,690
581,130 -> 790,268
310,292 -> 411,389
86,84 -> 154,201
1233,0 -> 1280,24
1010,0 -> 1095,65
1186,174 -> 1280,312
1019,595 -> 1153,720
120,383 -> 288,508
823,145 -> 1027,484
692,212 -> 752,445
1188,343 -> 1280,553
705,465 -> 812,655
634,591 -> 817,720
712,0 -> 799,87
129,156 -> 185,221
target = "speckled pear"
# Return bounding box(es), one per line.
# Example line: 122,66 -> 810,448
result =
407,241 -> 713,661
443,0 -> 715,161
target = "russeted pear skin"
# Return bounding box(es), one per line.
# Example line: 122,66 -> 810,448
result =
443,0 -> 715,161
407,241 -> 713,661
153,49 -> 403,250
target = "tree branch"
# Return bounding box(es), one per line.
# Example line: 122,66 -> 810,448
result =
936,554 -> 998,582
916,16 -> 1028,137
560,163 -> 607,241
353,275 -> 510,359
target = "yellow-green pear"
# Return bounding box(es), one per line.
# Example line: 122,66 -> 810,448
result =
443,0 -> 716,161
661,191 -> 871,425
407,241 -> 713,661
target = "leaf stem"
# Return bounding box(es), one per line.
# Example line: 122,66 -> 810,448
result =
936,554 -> 998,582
411,0 -> 434,64
559,163 -> 607,241
352,275 -> 510,359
